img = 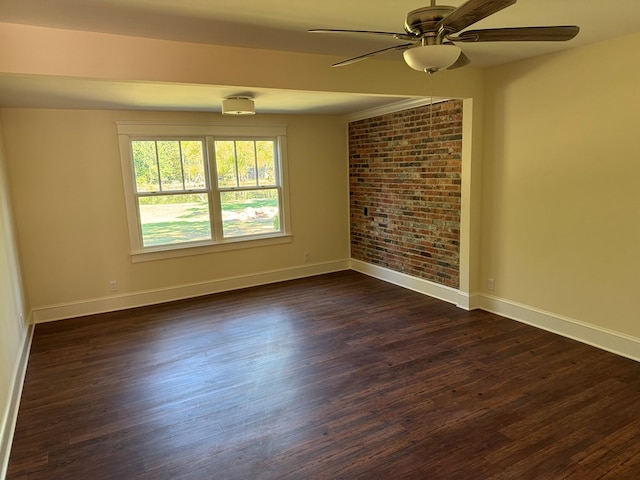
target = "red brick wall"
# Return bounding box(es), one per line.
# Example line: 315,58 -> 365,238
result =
349,100 -> 463,288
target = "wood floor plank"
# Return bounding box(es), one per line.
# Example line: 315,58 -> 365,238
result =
7,271 -> 640,479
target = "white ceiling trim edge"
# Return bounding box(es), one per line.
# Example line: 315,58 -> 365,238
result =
345,96 -> 453,123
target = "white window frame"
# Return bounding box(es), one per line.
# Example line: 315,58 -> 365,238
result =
117,122 -> 292,262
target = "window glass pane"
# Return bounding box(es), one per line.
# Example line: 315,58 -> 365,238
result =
220,189 -> 280,238
256,141 -> 276,186
157,141 -> 183,191
138,194 -> 211,247
236,141 -> 257,187
132,141 -> 160,192
215,141 -> 237,188
124,127 -> 288,255
181,141 -> 206,190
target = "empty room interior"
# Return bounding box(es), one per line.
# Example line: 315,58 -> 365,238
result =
1,0 -> 640,478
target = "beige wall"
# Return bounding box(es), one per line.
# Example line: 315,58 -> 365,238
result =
481,32 -> 640,338
0,115 -> 28,472
2,14 -> 639,471
0,22 -> 487,301
1,109 -> 350,311
0,23 -> 487,315
3,21 -> 638,342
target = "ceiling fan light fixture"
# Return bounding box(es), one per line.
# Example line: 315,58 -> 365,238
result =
221,96 -> 255,115
402,44 -> 462,73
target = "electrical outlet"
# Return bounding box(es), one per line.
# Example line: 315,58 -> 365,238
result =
109,280 -> 118,293
304,252 -> 311,262
487,278 -> 495,291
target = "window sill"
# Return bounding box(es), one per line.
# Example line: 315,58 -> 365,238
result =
130,234 -> 292,263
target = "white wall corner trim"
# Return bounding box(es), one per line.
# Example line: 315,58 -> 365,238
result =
457,291 -> 481,311
30,260 -> 350,324
1,323 -> 34,479
350,259 -> 461,306
478,294 -> 640,363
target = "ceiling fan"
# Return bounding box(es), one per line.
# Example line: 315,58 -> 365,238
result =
309,0 -> 579,73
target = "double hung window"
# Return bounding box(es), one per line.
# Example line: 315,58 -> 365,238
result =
117,123 -> 290,261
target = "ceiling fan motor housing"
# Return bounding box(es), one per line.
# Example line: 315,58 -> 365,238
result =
404,6 -> 456,36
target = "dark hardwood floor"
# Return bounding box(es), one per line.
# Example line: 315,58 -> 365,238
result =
7,271 -> 640,479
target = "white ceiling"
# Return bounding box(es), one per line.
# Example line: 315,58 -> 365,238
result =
0,74 -> 414,115
1,0 -> 639,114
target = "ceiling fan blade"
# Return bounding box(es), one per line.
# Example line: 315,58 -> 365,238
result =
331,43 -> 415,67
437,0 -> 517,34
447,51 -> 471,70
309,29 -> 417,41
452,26 -> 580,42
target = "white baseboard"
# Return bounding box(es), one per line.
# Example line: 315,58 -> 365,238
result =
349,259 -> 462,306
350,260 -> 640,362
29,259 -> 640,364
477,293 -> 640,363
1,323 -> 34,480
31,260 -> 350,324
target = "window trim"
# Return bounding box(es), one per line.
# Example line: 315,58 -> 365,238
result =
117,122 -> 292,262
